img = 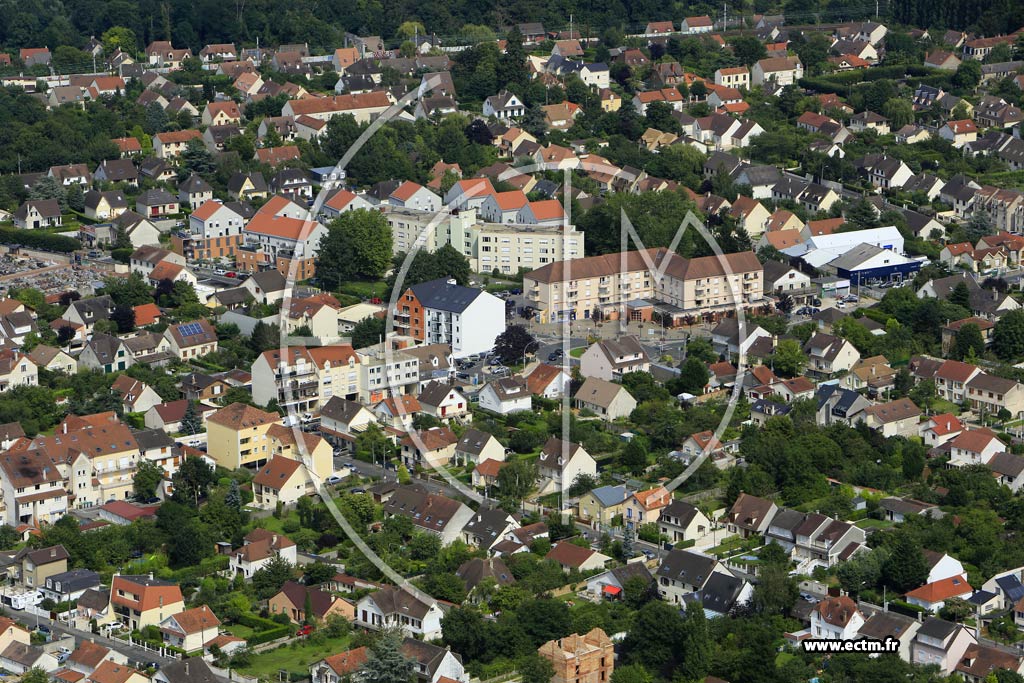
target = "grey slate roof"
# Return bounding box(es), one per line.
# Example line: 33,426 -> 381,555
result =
410,278 -> 484,313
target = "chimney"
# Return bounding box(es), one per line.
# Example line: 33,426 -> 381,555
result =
49,548 -> 56,558
148,572 -> 154,580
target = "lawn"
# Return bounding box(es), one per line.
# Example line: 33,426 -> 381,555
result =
570,347 -> 585,358
337,280 -> 387,300
928,399 -> 960,415
855,518 -> 894,530
224,624 -> 255,639
239,634 -> 351,678
253,510 -> 300,534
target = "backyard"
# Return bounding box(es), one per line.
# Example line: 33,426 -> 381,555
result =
237,633 -> 352,679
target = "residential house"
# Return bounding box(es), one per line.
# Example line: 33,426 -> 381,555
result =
811,595 -> 864,640
545,541 -> 612,573
658,500 -> 711,544
574,377 -> 637,422
109,575 -> 184,630
537,437 -> 596,498
579,336 -> 650,381
354,585 -> 444,639
228,529 -> 297,579
269,581 -> 353,624
158,605 -> 220,652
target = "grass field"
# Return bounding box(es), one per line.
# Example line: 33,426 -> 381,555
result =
239,634 -> 351,678
337,280 -> 387,299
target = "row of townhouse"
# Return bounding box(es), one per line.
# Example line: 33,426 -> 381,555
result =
523,247 -> 765,325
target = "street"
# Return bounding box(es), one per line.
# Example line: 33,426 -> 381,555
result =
4,609 -> 178,668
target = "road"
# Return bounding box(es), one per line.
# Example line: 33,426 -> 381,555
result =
5,609 -> 177,667
574,521 -> 670,560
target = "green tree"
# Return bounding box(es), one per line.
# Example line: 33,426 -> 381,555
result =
351,316 -> 387,349
993,309 -> 1024,360
732,36 -> 767,66
518,653 -> 555,683
102,273 -> 153,307
952,59 -> 982,91
882,530 -> 928,592
679,603 -> 711,681
622,600 -> 685,673
177,139 -> 216,180
882,98 -> 914,128
752,562 -> 798,616
496,458 -> 537,501
358,628 -> 415,683
225,479 -> 241,510
28,176 -> 67,210
397,463 -> 411,484
171,455 -> 215,506
677,356 -> 710,394
949,281 -> 971,310
101,26 -> 137,54
952,323 -> 986,361
318,209 -> 394,287
252,555 -> 295,599
610,665 -> 652,683
20,668 -> 49,683
939,596 -> 972,622
769,338 -> 807,377
66,182 -> 85,212
965,209 -> 995,242
433,244 -> 472,286
133,459 -> 164,500
180,401 -> 203,435
621,436 -> 649,474
685,337 -> 718,363
836,548 -> 885,596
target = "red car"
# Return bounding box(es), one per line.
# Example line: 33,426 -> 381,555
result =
296,625 -> 314,637
225,272 -> 237,278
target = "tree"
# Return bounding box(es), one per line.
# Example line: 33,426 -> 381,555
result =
518,653 -> 555,683
567,473 -> 598,497
622,437 -> 649,474
133,460 -> 164,501
318,209 -> 394,287
993,309 -> 1024,360
434,244 -> 472,286
752,562 -> 798,616
679,603 -> 711,681
883,98 -> 914,128
952,59 -> 982,91
102,273 -> 153,307
939,596 -> 972,622
685,337 -> 718,363
111,303 -> 136,333
56,325 -> 75,347
351,316 -> 386,349
732,36 -> 767,65
225,479 -> 242,510
172,455 -> 215,506
770,339 -> 807,377
251,555 -> 295,599
836,548 -> 885,596
952,323 -> 986,361
611,665 -> 652,683
949,281 -> 971,310
358,628 -> 415,683
29,176 -> 67,210
66,182 -> 85,212
496,458 -> 537,501
177,139 -> 216,180
493,325 -> 537,365
622,601 -> 685,673
101,26 -> 137,54
180,401 -> 203,435
965,209 -> 995,242
20,668 -> 49,683
677,356 -> 709,395
882,531 -> 928,592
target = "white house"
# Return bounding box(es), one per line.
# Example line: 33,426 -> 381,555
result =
751,57 -> 803,86
811,596 -> 864,640
579,336 -> 650,381
354,586 -> 444,639
477,378 -> 532,415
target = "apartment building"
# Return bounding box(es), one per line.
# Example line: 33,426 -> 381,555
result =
172,199 -> 248,261
383,207 -> 585,275
393,278 -> 505,358
0,450 -> 68,526
251,346 -> 361,413
523,248 -> 763,324
356,343 -> 420,404
205,402 -> 281,470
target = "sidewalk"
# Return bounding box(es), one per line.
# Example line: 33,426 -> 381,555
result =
528,319 -> 715,342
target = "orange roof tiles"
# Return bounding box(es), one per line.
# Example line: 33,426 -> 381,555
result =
905,575 -> 972,603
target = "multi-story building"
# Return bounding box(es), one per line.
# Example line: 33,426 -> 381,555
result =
109,575 -> 184,630
171,200 -> 247,261
524,248 -> 763,324
0,450 -> 68,526
237,213 -> 328,280
205,402 -> 281,470
355,343 -> 420,404
393,279 -> 505,358
538,629 -> 614,683
383,208 -> 584,276
251,345 -> 360,413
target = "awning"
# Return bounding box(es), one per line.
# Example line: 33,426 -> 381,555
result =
602,585 -> 622,596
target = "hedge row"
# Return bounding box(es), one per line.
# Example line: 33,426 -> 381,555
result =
0,226 -> 81,252
246,625 -> 291,646
236,612 -> 281,631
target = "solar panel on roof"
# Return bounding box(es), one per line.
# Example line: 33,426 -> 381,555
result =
179,322 -> 204,336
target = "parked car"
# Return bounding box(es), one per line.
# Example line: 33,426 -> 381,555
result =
326,474 -> 344,485
296,625 -> 314,637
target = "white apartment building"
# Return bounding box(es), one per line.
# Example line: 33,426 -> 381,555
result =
383,207 -> 584,275
251,346 -> 361,413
